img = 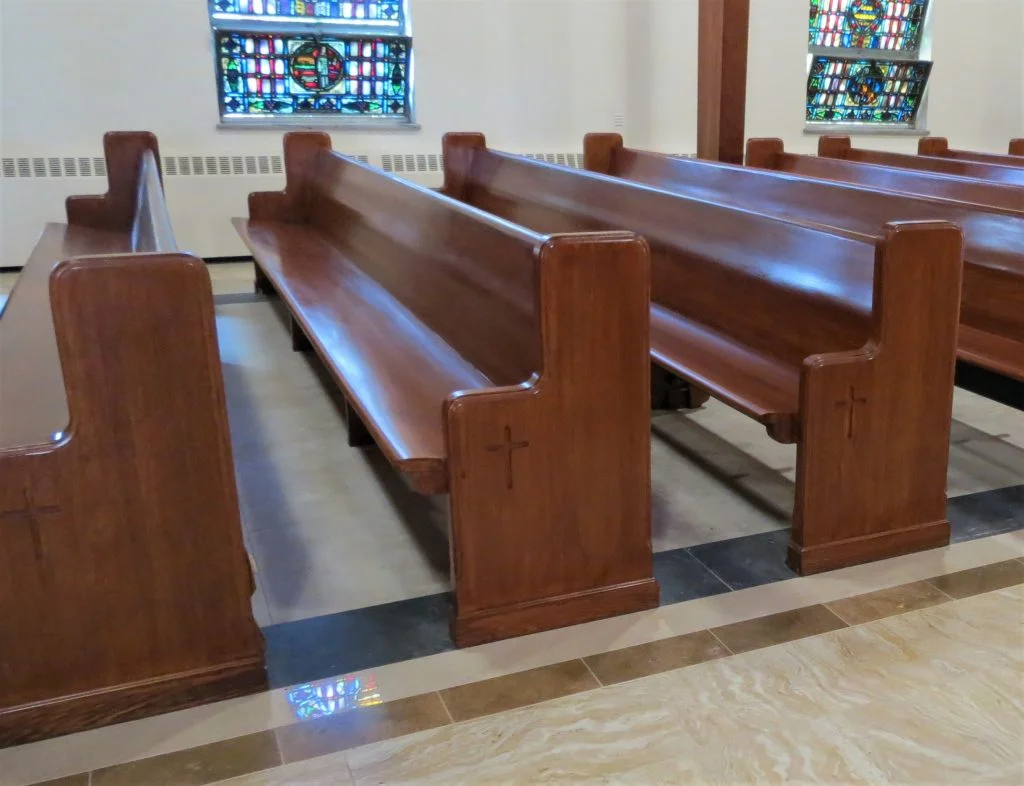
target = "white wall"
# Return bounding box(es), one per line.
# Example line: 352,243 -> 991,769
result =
1,0 -> 1021,260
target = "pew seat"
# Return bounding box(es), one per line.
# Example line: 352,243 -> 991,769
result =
234,220 -> 490,492
236,132 -> 658,647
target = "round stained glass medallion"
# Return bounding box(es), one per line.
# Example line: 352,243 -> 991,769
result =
290,42 -> 344,92
845,62 -> 885,106
846,0 -> 885,36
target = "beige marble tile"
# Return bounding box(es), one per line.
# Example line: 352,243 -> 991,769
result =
208,262 -> 257,295
211,752 -> 353,785
953,389 -> 1024,450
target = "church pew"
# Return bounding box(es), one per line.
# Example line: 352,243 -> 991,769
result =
235,132 -> 657,647
1010,139 -> 1024,156
745,138 -> 1023,216
0,133 -> 264,746
443,132 -> 963,576
818,136 -> 1024,187
584,134 -> 1024,383
919,137 -> 1024,169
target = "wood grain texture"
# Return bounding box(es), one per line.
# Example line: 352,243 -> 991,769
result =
0,254 -> 264,746
238,132 -> 657,645
595,137 -> 1024,382
0,134 -> 264,747
697,0 -> 750,164
919,137 -> 1024,168
819,135 -> 1024,186
448,132 -> 963,574
746,138 -> 1024,215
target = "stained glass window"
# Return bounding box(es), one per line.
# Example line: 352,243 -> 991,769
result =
806,0 -> 932,128
209,0 -> 413,123
806,57 -> 930,124
211,1 -> 404,27
809,1 -> 929,52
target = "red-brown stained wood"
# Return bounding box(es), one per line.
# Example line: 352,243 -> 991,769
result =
819,135 -> 1024,186
237,132 -> 657,646
746,137 -> 1023,215
0,134 -> 264,747
1010,139 -> 1024,156
919,137 -> 1024,168
586,135 -> 1024,383
447,132 -> 963,574
697,0 -> 750,164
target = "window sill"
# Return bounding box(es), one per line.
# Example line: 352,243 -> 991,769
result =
217,118 -> 421,132
804,123 -> 929,137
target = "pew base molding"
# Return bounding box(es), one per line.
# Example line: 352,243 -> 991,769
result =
787,518 -> 950,575
452,578 -> 660,648
0,656 -> 268,748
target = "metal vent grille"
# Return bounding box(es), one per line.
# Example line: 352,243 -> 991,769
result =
380,153 -> 441,174
0,156 -> 106,179
523,152 -> 585,169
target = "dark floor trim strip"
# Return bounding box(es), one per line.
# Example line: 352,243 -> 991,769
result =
214,292 -> 269,305
262,483 -> 1024,689
40,559 -> 1024,786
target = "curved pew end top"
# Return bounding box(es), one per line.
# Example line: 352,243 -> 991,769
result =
66,131 -> 162,230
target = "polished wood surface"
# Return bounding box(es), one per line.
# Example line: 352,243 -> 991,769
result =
0,133 -> 264,746
919,137 -> 1024,168
746,138 -> 1024,215
588,135 -> 1024,382
446,131 -> 963,574
819,135 -> 1024,187
697,0 -> 750,164
1010,139 -> 1024,156
237,132 -> 657,646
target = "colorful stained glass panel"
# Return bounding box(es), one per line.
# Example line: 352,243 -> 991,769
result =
809,0 -> 929,51
212,0 -> 404,25
806,56 -> 931,124
286,676 -> 383,720
217,32 -> 411,118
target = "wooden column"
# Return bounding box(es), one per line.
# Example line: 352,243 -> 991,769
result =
697,0 -> 750,164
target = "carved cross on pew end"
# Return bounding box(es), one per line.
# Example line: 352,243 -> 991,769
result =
485,425 -> 530,490
834,386 -> 869,440
1,485 -> 62,562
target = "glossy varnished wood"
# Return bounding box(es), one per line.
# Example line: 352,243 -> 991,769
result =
66,132 -> 162,230
696,0 -> 749,164
447,132 -> 963,573
589,135 -> 1024,382
0,134 -> 264,747
238,132 -> 657,645
919,137 -> 1024,168
819,135 -> 1024,187
746,138 -> 1024,215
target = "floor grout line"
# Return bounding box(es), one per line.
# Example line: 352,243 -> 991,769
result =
580,656 -> 605,688
707,627 -> 735,656
683,546 -> 737,592
436,691 -> 455,725
924,579 -> 957,602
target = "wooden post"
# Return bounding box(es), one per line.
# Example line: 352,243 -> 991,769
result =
697,0 -> 750,164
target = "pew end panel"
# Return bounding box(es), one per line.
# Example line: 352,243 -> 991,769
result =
0,253 -> 266,746
1010,139 -> 1024,156
445,232 -> 658,646
582,133 -> 625,175
817,136 -> 854,159
917,137 -> 950,157
744,138 -> 786,169
248,131 -> 333,222
65,132 -> 161,231
791,221 -> 964,574
440,132 -> 488,200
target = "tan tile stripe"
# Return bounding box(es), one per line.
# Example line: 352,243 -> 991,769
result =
32,558 -> 1024,786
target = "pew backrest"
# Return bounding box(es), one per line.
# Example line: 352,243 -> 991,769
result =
818,136 -> 1024,186
443,133 -> 880,369
745,138 -> 1023,216
919,137 -> 1024,169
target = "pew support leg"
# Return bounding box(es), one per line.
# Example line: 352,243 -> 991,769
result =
345,400 -> 375,448
291,317 -> 312,353
254,264 -> 276,296
651,366 -> 710,411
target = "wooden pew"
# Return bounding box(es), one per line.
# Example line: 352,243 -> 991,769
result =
745,138 -> 1023,216
443,132 -> 964,575
1010,139 -> 1024,157
583,134 -> 1024,383
0,133 -> 264,746
919,137 -> 1024,169
235,132 -> 657,647
818,136 -> 1024,187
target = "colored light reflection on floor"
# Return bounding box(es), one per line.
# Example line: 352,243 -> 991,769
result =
286,674 -> 384,720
